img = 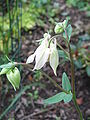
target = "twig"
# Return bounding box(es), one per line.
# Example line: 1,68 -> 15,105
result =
20,106 -> 54,120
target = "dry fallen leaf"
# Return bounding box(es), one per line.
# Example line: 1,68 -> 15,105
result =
28,75 -> 33,81
76,97 -> 83,105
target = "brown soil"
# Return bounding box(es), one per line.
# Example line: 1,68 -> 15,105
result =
0,0 -> 90,120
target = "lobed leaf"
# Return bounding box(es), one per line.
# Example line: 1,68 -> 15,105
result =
44,91 -> 72,105
63,92 -> 72,103
44,92 -> 65,105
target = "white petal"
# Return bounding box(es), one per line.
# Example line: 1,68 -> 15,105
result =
34,48 -> 50,70
26,54 -> 35,63
34,37 -> 49,66
54,38 -> 57,48
50,48 -> 59,76
50,39 -> 57,50
35,39 -> 49,55
26,39 -> 47,64
44,33 -> 51,40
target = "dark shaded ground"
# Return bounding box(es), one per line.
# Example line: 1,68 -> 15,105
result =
0,0 -> 90,120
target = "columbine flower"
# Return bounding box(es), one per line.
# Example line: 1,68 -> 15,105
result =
26,33 -> 59,76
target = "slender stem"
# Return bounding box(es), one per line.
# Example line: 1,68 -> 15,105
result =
68,44 -> 75,93
63,27 -> 83,119
14,62 -> 33,70
68,42 -> 83,120
14,62 -> 68,94
7,0 -> 13,51
57,42 -> 69,59
73,94 -> 83,120
49,34 -> 69,59
41,71 -> 69,94
49,34 -> 61,41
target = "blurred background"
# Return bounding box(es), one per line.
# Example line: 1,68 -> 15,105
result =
0,0 -> 90,120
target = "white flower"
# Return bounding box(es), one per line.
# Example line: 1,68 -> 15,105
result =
49,39 -> 59,75
26,33 -> 59,76
26,33 -> 50,69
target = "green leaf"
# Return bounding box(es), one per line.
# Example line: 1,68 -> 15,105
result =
70,44 -> 76,51
0,68 -> 10,75
74,59 -> 83,69
6,67 -> 21,91
63,92 -> 72,103
79,34 -> 90,41
62,72 -> 71,92
44,92 -> 65,105
0,62 -> 15,69
58,50 -> 69,60
63,19 -> 68,29
86,66 -> 90,77
44,92 -> 72,105
63,24 -> 72,41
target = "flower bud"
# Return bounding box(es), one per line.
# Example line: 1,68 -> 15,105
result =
54,22 -> 63,34
6,67 -> 21,90
54,20 -> 68,34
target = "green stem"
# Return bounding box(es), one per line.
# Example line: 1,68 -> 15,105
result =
49,34 -> 69,58
68,44 -> 83,120
68,44 -> 75,93
7,0 -> 13,50
63,27 -> 83,119
73,94 -> 83,120
57,42 -> 69,59
15,62 -> 69,94
41,71 -> 69,94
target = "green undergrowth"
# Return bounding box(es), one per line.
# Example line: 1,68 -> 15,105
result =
66,0 -> 90,12
71,34 -> 90,77
0,0 -> 60,55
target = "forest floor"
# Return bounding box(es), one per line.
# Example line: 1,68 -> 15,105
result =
0,0 -> 90,120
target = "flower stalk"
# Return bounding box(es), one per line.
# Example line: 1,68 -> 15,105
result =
68,44 -> 83,120
63,27 -> 83,119
14,62 -> 69,94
